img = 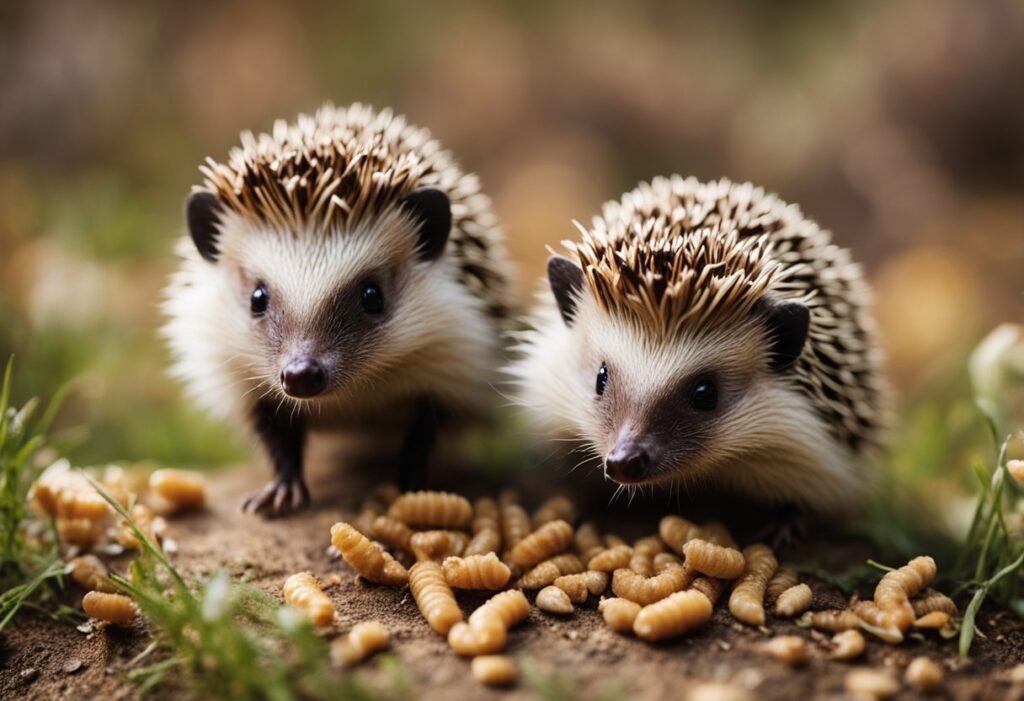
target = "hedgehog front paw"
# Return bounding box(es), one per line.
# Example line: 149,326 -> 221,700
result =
242,474 -> 310,517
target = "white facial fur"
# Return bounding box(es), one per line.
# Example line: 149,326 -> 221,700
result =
512,291 -> 866,512
163,208 -> 501,427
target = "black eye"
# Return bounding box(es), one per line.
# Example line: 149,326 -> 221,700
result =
360,281 -> 384,314
595,363 -> 609,396
250,283 -> 269,316
689,376 -> 718,411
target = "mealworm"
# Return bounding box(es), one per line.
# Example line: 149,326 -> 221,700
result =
852,601 -> 904,644
56,484 -> 110,520
536,585 -> 574,615
387,491 -> 472,529
511,519 -> 573,568
331,621 -> 390,667
82,591 -> 136,624
573,522 -> 604,562
599,597 -> 641,633
330,522 -> 409,586
532,496 -> 576,528
633,589 -> 713,641
689,577 -> 725,605
774,583 -> 812,617
913,611 -> 952,630
728,544 -> 778,626
604,534 -> 628,548
283,572 -> 336,626
409,560 -> 463,635
117,503 -> 158,550
149,469 -> 206,510
629,550 -> 655,578
761,635 -> 808,667
682,539 -> 746,580
500,502 -> 531,555
765,566 -> 800,601
554,571 -> 608,603
351,501 -> 383,539
515,554 -> 583,589
31,460 -> 92,517
873,555 -> 936,632
699,521 -> 737,549
69,555 -> 116,593
910,588 -> 957,617
658,515 -> 702,555
471,655 -> 517,686
465,498 -> 501,557
905,656 -> 943,694
611,565 -> 692,605
588,544 -> 633,572
830,629 -> 866,660
442,553 -> 511,590
57,517 -> 103,548
654,553 -> 683,573
448,590 -> 529,656
802,609 -> 862,633
409,530 -> 469,562
371,515 -> 413,553
844,670 -> 898,699
687,682 -> 753,701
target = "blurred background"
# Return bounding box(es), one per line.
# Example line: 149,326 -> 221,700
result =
0,0 -> 1021,493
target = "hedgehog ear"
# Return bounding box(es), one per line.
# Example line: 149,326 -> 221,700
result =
548,255 -> 585,326
400,188 -> 451,262
186,191 -> 222,263
756,298 -> 810,372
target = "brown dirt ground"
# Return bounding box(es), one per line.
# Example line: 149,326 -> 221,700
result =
2,440 -> 1024,701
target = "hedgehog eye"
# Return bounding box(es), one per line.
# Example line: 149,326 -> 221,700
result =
689,375 -> 718,411
360,280 -> 384,314
595,363 -> 609,396
250,283 -> 269,317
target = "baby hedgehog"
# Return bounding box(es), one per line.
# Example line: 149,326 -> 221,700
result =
163,103 -> 513,515
513,176 -> 887,512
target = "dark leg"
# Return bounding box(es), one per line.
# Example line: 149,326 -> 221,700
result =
398,398 -> 439,492
756,504 -> 807,552
242,400 -> 310,516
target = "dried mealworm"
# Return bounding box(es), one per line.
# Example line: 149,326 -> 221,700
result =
761,635 -> 808,667
873,555 -> 936,632
682,539 -> 746,580
554,571 -> 608,603
149,469 -> 206,510
465,498 -> 501,557
654,552 -> 683,573
574,521 -> 604,562
409,530 -> 468,561
532,496 -> 576,528
448,590 -> 529,656
911,588 -> 957,618
471,655 -> 517,686
830,629 -> 866,660
499,502 -> 531,552
387,491 -> 472,529
852,600 -> 904,644
659,515 -> 702,555
515,554 -> 584,589
511,519 -> 573,568
728,544 -> 778,626
536,585 -> 574,615
905,656 -> 943,694
802,609 -> 862,633
774,583 -> 812,617
765,565 -> 800,601
330,522 -> 409,586
82,591 -> 136,624
612,565 -> 692,605
283,572 -> 336,626
331,621 -> 390,667
69,555 -> 116,593
633,589 -> 713,641
588,544 -> 633,572
371,515 -> 413,552
57,517 -> 103,548
409,560 -> 463,635
689,576 -> 725,605
443,553 -> 511,590
599,597 -> 642,632
844,670 -> 898,699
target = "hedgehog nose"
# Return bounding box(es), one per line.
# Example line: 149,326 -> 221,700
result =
281,358 -> 327,398
604,440 -> 653,484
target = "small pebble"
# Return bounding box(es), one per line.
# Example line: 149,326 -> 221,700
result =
64,659 -> 84,674
761,635 -> 808,667
19,668 -> 38,683
845,669 -> 898,699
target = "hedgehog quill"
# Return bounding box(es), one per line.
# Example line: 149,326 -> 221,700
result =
163,104 -> 513,516
513,176 -> 887,513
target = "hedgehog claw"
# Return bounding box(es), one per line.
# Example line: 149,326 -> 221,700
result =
242,474 -> 309,517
